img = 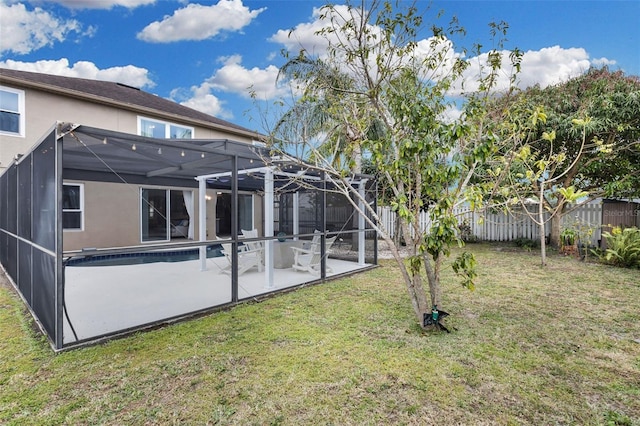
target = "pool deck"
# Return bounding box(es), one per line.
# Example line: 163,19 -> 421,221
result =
63,256 -> 371,345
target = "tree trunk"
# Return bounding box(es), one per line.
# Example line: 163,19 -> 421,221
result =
539,184 -> 547,266
539,221 -> 547,266
549,201 -> 566,248
423,254 -> 442,308
380,233 -> 425,322
393,222 -> 430,326
550,214 -> 561,248
412,271 -> 430,319
394,218 -> 402,246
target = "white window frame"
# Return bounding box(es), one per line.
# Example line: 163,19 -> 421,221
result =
137,116 -> 194,139
62,183 -> 84,231
0,85 -> 26,137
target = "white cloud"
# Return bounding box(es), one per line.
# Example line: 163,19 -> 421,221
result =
270,5 -> 615,98
457,46 -> 597,95
137,0 -> 265,43
171,54 -> 287,120
412,36 -> 462,81
0,2 -> 83,55
176,88 -> 233,120
591,57 -> 617,68
207,55 -> 284,99
440,104 -> 463,123
252,2 -> 622,123
0,58 -> 155,89
270,5 -> 382,60
269,6 -> 334,56
33,0 -> 155,9
270,4 -> 393,90
515,46 -> 595,88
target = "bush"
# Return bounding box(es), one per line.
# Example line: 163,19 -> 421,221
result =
512,237 -> 539,251
599,227 -> 640,269
459,220 -> 478,243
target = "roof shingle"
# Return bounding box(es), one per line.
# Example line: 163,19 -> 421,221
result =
0,67 -> 259,136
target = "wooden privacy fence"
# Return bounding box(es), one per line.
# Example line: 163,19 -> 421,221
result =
376,201 -> 603,245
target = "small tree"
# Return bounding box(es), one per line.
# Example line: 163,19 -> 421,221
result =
486,102 -> 591,266
493,68 -> 640,247
266,0 -> 521,328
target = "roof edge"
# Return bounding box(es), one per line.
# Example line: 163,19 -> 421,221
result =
0,72 -> 264,141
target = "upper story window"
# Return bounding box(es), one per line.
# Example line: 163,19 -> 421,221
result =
0,86 -> 25,137
138,117 -> 193,139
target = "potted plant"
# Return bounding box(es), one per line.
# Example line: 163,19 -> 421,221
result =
563,216 -> 598,260
560,227 -> 578,255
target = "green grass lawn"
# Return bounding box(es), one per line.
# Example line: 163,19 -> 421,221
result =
1,243 -> 639,425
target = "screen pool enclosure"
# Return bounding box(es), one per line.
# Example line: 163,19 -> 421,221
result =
0,123 -> 378,350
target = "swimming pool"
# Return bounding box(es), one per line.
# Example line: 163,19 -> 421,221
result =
66,245 -> 223,267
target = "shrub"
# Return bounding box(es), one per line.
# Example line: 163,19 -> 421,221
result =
560,228 -> 577,246
599,226 -> 640,269
512,237 -> 539,251
458,220 -> 478,243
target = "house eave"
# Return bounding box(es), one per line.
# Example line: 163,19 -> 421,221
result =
0,74 -> 264,141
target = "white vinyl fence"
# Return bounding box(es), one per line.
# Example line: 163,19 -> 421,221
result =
377,200 -> 603,246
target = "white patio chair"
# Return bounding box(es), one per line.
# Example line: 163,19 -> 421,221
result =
218,239 -> 264,276
291,235 -> 337,275
298,229 -> 322,250
241,228 -> 265,252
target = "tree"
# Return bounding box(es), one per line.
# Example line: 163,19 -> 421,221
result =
265,0 -> 520,329
487,102 -> 591,265
493,68 -> 640,248
276,55 -> 373,174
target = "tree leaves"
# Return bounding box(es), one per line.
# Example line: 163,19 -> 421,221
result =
269,0 -> 525,324
451,251 -> 477,290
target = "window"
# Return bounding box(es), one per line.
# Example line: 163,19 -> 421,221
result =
138,117 -> 193,139
0,86 -> 25,137
63,183 -> 83,230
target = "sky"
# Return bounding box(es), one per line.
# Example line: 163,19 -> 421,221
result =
1,0 -> 639,133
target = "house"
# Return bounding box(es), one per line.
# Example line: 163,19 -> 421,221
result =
0,69 -> 377,350
0,68 -> 268,250
0,68 -> 261,167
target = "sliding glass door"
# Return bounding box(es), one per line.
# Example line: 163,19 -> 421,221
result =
141,188 -> 193,242
141,188 -> 168,242
215,192 -> 254,236
238,194 -> 253,231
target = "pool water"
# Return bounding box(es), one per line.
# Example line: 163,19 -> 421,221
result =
66,245 -> 223,267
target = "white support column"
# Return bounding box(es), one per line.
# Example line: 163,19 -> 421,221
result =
358,181 -> 366,265
198,177 -> 207,271
293,191 -> 299,240
264,168 -> 274,288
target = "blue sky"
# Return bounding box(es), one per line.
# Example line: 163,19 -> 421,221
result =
1,0 -> 638,132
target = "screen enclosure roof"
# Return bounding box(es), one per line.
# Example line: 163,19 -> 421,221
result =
60,123 -> 372,191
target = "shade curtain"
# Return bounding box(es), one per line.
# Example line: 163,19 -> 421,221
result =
183,190 -> 194,239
